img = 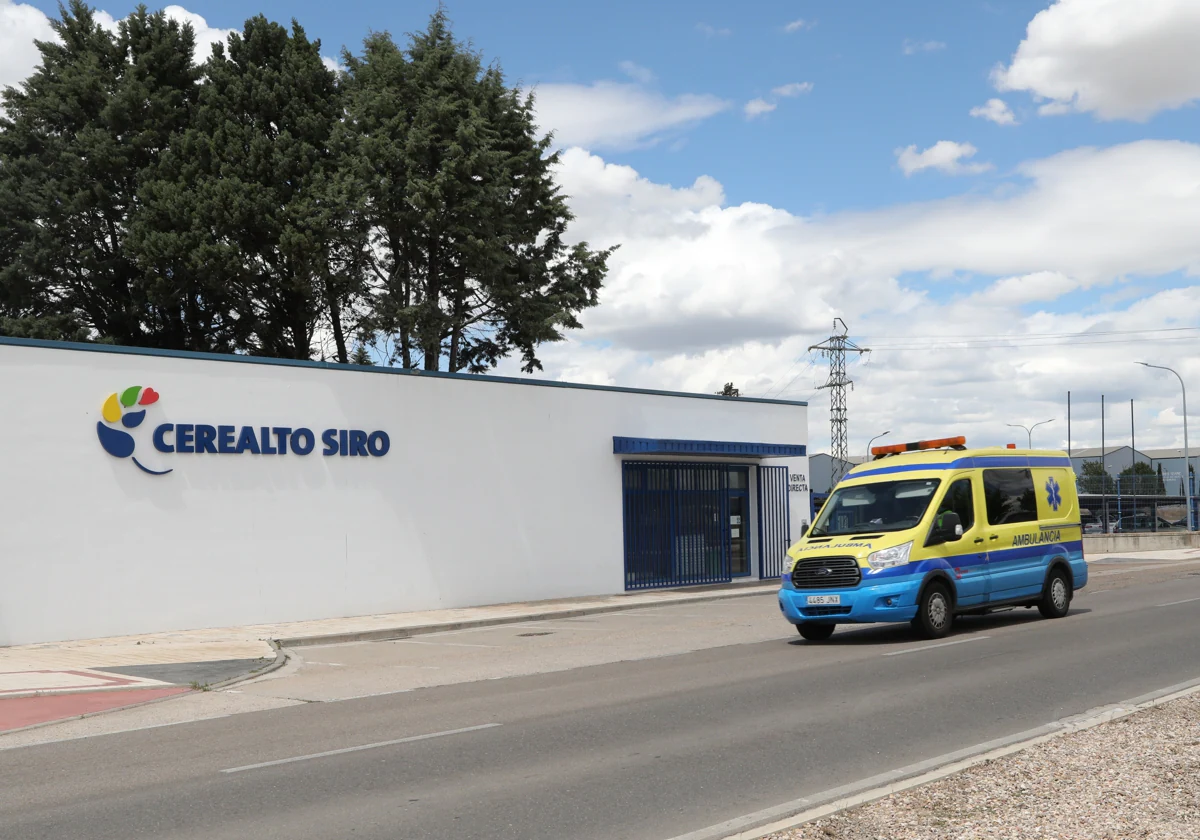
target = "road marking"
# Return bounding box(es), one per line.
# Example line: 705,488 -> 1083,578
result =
881,636 -> 991,657
219,723 -> 502,773
1156,596 -> 1200,607
398,640 -> 498,649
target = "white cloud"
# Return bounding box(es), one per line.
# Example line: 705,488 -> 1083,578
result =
532,81 -> 729,150
744,98 -> 776,119
970,98 -> 1018,125
903,39 -> 946,55
772,82 -> 814,98
975,271 -> 1079,306
993,0 -> 1200,121
0,2 -> 240,94
0,0 -> 57,92
784,19 -> 812,33
161,5 -> 235,63
618,60 -> 655,85
697,23 -> 732,37
507,140 -> 1200,452
895,141 -> 992,176
321,56 -> 341,74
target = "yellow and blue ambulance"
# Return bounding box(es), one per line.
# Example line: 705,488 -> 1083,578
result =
779,437 -> 1086,640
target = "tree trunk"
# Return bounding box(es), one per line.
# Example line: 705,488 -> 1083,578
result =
327,285 -> 348,364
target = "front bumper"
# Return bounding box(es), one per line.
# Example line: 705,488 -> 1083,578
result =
778,573 -> 922,624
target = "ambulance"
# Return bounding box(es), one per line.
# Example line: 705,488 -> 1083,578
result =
779,437 -> 1086,640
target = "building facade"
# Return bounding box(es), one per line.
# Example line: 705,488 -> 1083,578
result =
0,338 -> 808,645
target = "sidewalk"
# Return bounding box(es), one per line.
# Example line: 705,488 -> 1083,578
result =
5,547 -> 1198,734
0,579 -> 775,732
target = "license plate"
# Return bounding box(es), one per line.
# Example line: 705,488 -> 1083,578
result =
806,595 -> 841,606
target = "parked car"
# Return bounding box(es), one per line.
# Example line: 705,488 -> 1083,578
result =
1081,513 -> 1117,534
1113,514 -> 1181,533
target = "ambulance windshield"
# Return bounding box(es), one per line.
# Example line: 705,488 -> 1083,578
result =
810,478 -> 941,536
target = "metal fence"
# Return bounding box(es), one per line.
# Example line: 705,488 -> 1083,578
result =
622,462 -> 732,590
1078,495 -> 1196,533
757,465 -> 791,580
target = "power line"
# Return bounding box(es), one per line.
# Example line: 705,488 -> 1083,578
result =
857,326 -> 1200,341
761,353 -> 816,399
867,334 -> 1200,351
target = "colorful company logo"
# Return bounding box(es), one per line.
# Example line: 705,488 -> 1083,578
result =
96,386 -> 172,475
1045,476 -> 1062,512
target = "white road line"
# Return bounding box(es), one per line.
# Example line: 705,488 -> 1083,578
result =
1156,596 -> 1200,607
881,636 -> 991,657
398,640 -> 498,649
219,723 -> 502,773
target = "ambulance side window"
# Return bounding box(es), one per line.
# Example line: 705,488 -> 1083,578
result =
940,478 -> 975,531
983,469 -> 1038,525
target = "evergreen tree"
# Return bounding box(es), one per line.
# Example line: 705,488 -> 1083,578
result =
343,9 -> 613,372
136,15 -> 343,360
0,3 -> 199,345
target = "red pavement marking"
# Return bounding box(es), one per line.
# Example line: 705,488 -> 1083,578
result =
0,686 -> 191,732
0,669 -> 152,695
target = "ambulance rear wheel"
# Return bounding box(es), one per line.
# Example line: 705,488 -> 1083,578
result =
797,623 -> 836,642
1038,569 -> 1072,619
913,582 -> 953,639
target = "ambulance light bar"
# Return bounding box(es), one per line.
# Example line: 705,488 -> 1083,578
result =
871,436 -> 967,458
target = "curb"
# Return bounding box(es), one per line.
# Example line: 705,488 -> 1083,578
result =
663,675 -> 1200,840
0,644 -> 289,739
274,582 -> 779,648
201,641 -> 289,691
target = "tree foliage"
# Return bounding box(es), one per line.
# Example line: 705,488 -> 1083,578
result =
0,3 -> 612,371
0,2 -> 199,344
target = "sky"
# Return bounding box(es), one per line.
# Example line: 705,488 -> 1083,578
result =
4,0 -> 1200,455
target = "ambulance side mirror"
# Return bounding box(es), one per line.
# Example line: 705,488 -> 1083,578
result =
930,512 -> 963,545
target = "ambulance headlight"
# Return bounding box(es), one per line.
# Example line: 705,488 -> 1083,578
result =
866,542 -> 912,570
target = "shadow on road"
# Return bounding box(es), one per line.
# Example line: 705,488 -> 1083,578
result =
786,607 -> 1094,647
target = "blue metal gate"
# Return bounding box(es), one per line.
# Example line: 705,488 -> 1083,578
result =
622,462 -> 732,590
757,465 -> 792,579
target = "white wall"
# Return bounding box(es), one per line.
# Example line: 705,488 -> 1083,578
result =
0,341 -> 807,644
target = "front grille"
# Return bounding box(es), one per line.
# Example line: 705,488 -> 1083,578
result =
791,556 -> 862,589
801,605 -> 852,617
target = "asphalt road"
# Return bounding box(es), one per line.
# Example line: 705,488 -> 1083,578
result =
4,566 -> 1200,840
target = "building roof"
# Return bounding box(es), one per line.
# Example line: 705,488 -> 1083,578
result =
1069,446 -> 1137,458
0,335 -> 808,408
1070,446 -> 1194,461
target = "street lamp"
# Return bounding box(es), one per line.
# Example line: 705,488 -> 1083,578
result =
867,430 -> 890,459
1137,362 -> 1192,531
1006,419 -> 1054,449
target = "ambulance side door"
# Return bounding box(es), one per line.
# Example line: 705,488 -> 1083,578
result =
982,467 -> 1043,601
926,474 -> 989,607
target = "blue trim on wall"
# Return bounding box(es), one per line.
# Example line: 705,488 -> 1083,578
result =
849,454 -> 1073,479
0,336 -> 808,408
613,437 -> 806,458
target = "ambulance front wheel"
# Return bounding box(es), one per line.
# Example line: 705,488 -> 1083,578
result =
913,581 -> 954,640
796,623 -> 836,642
